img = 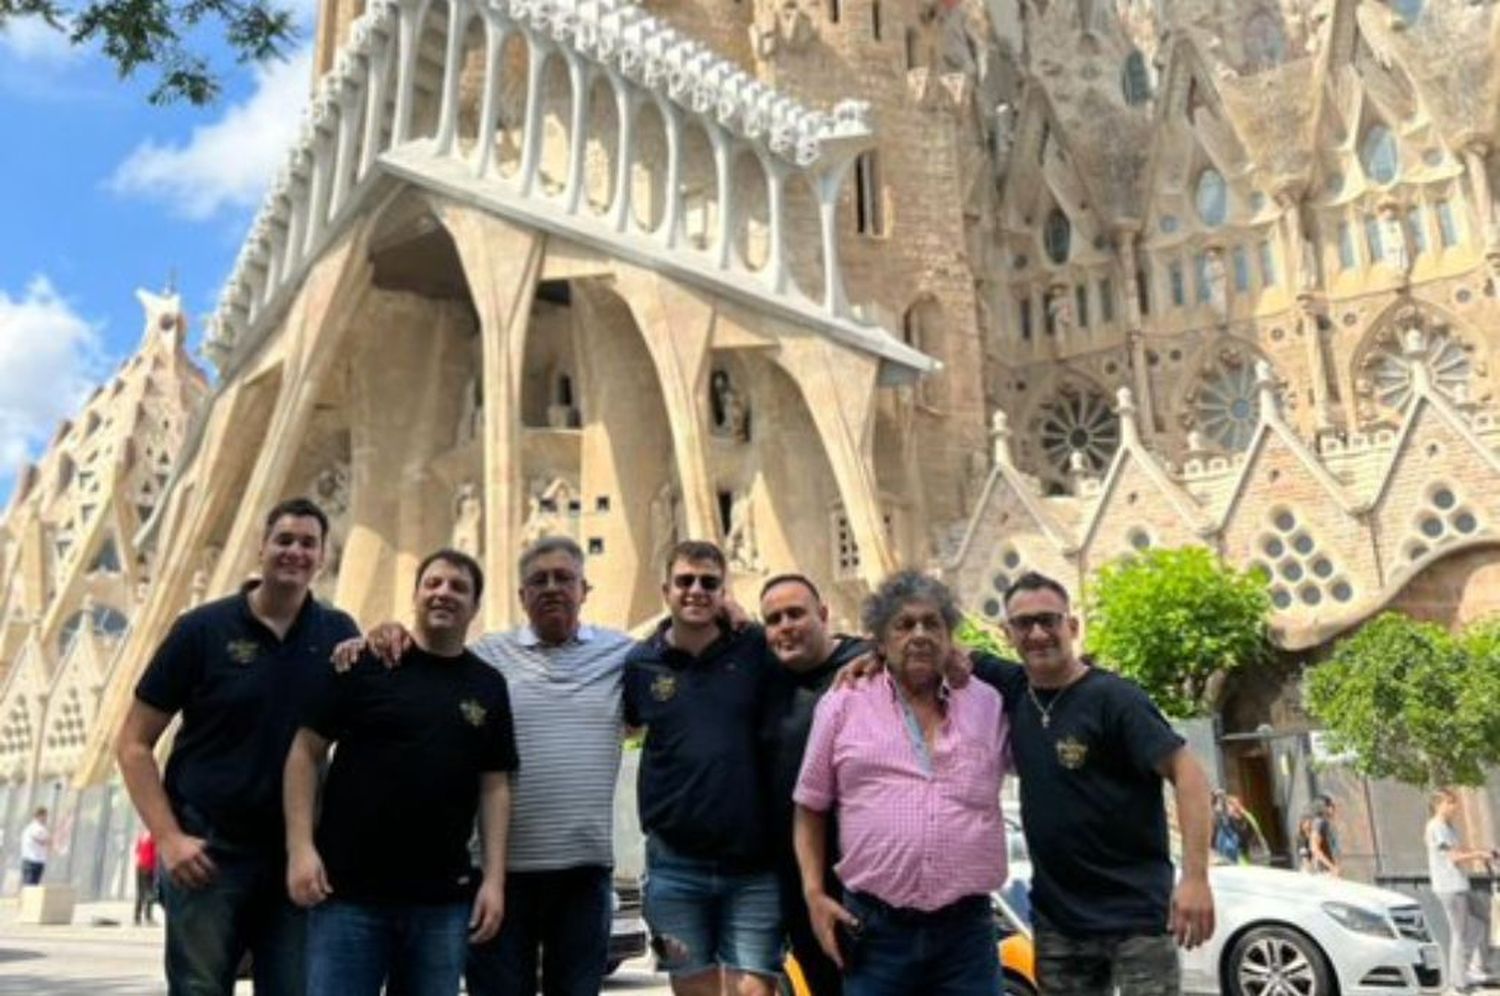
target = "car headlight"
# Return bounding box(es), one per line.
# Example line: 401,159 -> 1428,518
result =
1322,902 -> 1395,938
611,888 -> 622,914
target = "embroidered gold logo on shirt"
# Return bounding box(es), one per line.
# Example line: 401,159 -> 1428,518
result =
227,640 -> 259,666
1056,736 -> 1089,770
650,674 -> 677,702
460,699 -> 487,727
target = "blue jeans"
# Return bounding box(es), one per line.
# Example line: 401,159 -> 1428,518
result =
307,899 -> 470,996
842,891 -> 998,996
642,836 -> 782,978
159,844 -> 304,996
20,860 -> 44,885
466,865 -> 611,996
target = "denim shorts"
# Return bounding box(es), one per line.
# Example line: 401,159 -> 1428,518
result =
642,836 -> 783,978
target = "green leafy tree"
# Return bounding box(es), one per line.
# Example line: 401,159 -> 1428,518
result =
955,616 -> 1010,658
1084,546 -> 1271,718
1305,613 -> 1500,787
1,0 -> 297,104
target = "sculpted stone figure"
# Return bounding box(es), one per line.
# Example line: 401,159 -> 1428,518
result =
452,483 -> 483,557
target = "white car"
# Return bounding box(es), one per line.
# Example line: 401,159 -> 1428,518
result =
1182,864 -> 1442,996
1003,823 -> 1444,996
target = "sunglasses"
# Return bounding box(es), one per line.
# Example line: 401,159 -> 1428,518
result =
671,572 -> 723,592
1007,612 -> 1066,633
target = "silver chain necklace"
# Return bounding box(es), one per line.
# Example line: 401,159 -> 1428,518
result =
1027,683 -> 1072,728
1027,669 -> 1088,728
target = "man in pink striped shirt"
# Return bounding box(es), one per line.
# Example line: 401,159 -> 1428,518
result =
793,570 -> 1009,996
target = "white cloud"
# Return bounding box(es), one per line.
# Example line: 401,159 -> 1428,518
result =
0,16 -> 82,65
0,277 -> 107,472
107,45 -> 314,220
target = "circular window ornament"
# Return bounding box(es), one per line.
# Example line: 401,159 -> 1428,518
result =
1038,389 -> 1121,478
1365,329 -> 1472,412
1195,362 -> 1262,452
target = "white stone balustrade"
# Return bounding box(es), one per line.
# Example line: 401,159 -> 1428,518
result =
203,0 -> 918,380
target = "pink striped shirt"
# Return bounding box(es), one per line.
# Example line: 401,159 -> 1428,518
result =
794,671 -> 1009,912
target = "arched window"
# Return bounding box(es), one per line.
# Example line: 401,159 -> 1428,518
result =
1195,169 -> 1228,227
1242,10 -> 1286,71
1044,209 -> 1072,264
1360,125 -> 1399,186
1122,50 -> 1151,105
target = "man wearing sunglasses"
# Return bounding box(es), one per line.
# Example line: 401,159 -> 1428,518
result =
971,571 -> 1215,996
623,541 -> 781,996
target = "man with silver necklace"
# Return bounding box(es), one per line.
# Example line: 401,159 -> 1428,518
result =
971,571 -> 1215,996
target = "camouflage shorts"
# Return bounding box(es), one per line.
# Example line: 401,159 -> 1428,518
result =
1034,920 -> 1180,996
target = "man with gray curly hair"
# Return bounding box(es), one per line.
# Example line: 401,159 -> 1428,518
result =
792,570 -> 1009,996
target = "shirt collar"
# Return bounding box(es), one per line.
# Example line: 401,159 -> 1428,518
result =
881,668 -> 953,706
516,623 -> 596,648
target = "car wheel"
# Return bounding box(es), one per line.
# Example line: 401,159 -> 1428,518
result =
604,959 -> 622,977
1226,925 -> 1333,996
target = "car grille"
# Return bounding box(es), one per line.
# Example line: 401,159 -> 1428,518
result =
1390,906 -> 1433,942
1359,967 -> 1407,988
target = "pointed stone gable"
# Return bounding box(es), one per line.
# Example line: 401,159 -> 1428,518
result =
1370,394 -> 1500,585
1219,422 -> 1372,625
1080,448 -> 1206,569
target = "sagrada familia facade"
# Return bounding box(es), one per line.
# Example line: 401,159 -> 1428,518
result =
4,0 -> 1500,889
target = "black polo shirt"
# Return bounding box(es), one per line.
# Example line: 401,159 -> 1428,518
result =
135,587 -> 359,850
973,652 -> 1184,935
624,621 -> 772,868
302,647 -> 519,904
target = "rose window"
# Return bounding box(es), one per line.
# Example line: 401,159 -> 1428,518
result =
1038,390 -> 1121,476
1365,331 -> 1471,412
1194,363 -> 1261,451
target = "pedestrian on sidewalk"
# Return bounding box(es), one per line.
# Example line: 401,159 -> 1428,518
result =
19,807 -> 50,886
1426,788 -> 1497,995
134,830 -> 158,925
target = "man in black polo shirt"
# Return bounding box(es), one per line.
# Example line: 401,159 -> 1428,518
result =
283,548 -> 516,995
117,498 -> 359,995
623,540 -> 780,996
759,574 -> 866,996
971,572 -> 1215,996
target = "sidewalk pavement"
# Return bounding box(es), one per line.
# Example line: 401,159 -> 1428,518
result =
0,899 -> 669,994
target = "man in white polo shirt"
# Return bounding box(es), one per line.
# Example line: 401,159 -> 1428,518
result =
349,536 -> 631,996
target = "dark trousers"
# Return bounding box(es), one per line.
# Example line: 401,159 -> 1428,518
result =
20,860 -> 44,886
307,899 -> 470,996
136,867 -> 159,924
842,891 -> 998,996
159,844 -> 305,996
466,865 -> 612,996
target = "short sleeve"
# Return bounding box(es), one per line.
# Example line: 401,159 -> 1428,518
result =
971,652 -> 1028,706
1108,677 -> 1185,777
134,614 -> 203,714
300,655 -> 369,740
481,676 -> 520,773
328,609 -> 361,643
622,661 -> 643,727
792,690 -> 846,813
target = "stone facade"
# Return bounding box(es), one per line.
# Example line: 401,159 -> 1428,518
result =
5,0 -> 1500,887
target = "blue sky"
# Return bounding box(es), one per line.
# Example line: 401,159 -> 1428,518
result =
0,6 -> 317,505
